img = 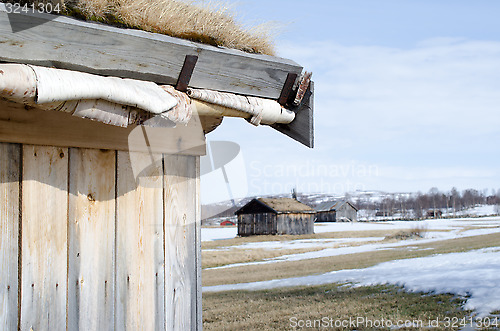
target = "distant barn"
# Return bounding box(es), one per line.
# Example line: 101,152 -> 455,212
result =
236,198 -> 315,236
314,200 -> 358,222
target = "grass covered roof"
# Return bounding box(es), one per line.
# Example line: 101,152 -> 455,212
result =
61,0 -> 275,55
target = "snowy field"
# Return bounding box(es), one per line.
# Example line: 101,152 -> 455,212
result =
205,247 -> 500,316
205,217 -> 500,270
315,216 -> 500,233
202,216 -> 500,316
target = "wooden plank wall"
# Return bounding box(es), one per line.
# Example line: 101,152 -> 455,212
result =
316,211 -> 337,222
0,143 -> 201,331
21,145 -> 69,331
0,143 -> 20,331
164,155 -> 199,330
277,214 -> 314,235
68,148 -> 116,331
337,204 -> 358,222
116,152 -> 165,331
237,213 -> 276,236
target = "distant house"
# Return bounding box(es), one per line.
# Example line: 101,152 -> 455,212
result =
220,220 -> 236,226
426,210 -> 443,218
314,200 -> 358,222
235,198 -> 315,236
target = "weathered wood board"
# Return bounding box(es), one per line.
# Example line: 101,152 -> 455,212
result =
0,4 -> 303,100
238,212 -> 314,236
238,213 -> 277,236
0,140 -> 202,330
164,155 -> 199,330
276,214 -> 314,235
116,151 -> 165,331
67,148 -> 116,331
194,157 -> 202,329
0,143 -> 20,331
0,100 -> 206,156
20,145 -> 68,331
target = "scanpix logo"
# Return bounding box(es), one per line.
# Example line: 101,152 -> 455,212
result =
2,1 -> 63,33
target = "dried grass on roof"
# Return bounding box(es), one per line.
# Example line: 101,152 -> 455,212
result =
61,0 -> 275,55
258,198 -> 314,213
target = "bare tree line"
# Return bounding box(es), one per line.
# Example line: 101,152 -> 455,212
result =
353,187 -> 500,219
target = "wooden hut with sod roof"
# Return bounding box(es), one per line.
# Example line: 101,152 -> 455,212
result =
314,200 -> 358,222
0,1 -> 313,330
236,198 -> 315,236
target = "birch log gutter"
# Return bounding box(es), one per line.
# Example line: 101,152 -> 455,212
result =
0,63 -> 295,129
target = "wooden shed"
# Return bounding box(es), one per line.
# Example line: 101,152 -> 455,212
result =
236,198 -> 315,236
315,200 -> 358,222
0,3 -> 313,331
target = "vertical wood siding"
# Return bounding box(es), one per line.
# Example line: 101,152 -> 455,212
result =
0,143 -> 201,331
164,155 -> 199,331
0,143 -> 20,330
338,204 -> 358,222
116,151 -> 165,331
237,213 -> 277,236
21,146 -> 69,331
194,157 -> 202,329
238,212 -> 313,236
68,148 -> 116,331
277,214 -> 313,235
316,211 -> 337,222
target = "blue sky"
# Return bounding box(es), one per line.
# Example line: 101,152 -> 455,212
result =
201,1 -> 500,203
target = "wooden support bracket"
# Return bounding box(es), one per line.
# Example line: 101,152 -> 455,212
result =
175,55 -> 199,92
278,73 -> 298,106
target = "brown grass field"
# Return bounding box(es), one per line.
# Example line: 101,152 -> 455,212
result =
203,284 -> 469,330
203,231 -> 500,286
202,225 -> 500,330
201,230 -> 397,269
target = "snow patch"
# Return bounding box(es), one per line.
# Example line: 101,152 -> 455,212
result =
202,227 -> 237,241
206,222 -> 500,270
204,247 -> 500,316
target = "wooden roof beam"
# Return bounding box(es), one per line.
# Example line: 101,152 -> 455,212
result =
0,5 -> 303,100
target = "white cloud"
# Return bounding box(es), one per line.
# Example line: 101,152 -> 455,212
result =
206,38 -> 500,198
279,39 -> 500,132
281,39 -> 500,160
